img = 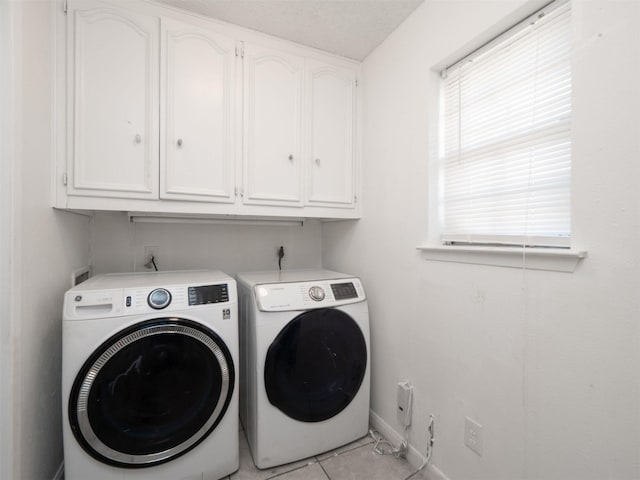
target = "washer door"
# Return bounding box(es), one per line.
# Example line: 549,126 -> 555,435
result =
68,318 -> 234,468
264,308 -> 367,422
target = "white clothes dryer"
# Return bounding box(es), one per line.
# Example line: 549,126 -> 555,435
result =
237,269 -> 370,469
62,270 -> 239,480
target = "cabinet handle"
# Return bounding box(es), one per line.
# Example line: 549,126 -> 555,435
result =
134,134 -> 142,144
315,158 -> 321,165
288,154 -> 294,161
177,138 -> 183,147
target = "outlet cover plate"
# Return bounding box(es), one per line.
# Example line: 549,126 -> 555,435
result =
465,416 -> 483,456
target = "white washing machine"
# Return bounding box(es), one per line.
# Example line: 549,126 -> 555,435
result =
237,269 -> 370,469
62,270 -> 239,480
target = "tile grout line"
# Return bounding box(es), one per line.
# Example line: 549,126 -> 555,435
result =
317,458 -> 332,480
264,459 -> 320,480
317,440 -> 376,463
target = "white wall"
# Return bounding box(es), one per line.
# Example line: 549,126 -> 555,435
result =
5,2 -> 91,479
0,0 -> 17,478
322,1 -> 640,479
90,212 -> 323,276
6,1 -> 639,479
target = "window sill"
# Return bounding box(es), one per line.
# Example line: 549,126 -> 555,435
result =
416,245 -> 587,272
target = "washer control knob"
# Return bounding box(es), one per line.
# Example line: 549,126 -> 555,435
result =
308,286 -> 325,302
148,288 -> 172,309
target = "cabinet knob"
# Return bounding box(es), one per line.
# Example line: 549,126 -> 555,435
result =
315,158 -> 321,165
177,138 -> 183,147
288,154 -> 294,161
134,134 -> 142,144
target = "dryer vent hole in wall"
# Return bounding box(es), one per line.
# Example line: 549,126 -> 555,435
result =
71,266 -> 91,287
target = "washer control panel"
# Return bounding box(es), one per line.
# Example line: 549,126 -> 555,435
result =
255,278 -> 365,312
63,271 -> 237,321
64,283 -> 235,320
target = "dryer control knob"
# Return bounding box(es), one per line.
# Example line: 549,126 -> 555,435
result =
148,288 -> 172,309
309,286 -> 325,302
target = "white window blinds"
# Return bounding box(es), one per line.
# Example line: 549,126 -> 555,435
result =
441,1 -> 571,248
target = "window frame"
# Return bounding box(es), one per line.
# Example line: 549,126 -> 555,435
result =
420,0 -> 586,272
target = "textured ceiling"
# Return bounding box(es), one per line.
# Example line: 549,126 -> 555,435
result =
154,0 -> 425,60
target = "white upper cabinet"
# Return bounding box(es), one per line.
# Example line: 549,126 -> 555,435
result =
160,19 -> 236,203
306,60 -> 357,208
242,44 -> 304,206
67,1 -> 159,199
56,1 -> 361,219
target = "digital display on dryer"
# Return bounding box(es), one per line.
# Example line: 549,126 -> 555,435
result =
188,284 -> 229,305
330,282 -> 358,300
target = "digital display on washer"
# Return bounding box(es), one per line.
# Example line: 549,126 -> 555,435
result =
188,284 -> 229,305
330,282 -> 358,300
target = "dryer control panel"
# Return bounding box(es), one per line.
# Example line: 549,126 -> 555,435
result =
331,282 -> 359,300
255,278 -> 365,312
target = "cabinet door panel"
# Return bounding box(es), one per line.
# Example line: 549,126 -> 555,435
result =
243,44 -> 303,206
69,3 -> 159,198
307,61 -> 356,207
161,20 -> 236,203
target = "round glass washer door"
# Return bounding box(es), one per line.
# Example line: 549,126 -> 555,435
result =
68,318 -> 234,468
264,308 -> 367,422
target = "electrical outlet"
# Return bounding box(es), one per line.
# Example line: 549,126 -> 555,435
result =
143,245 -> 159,270
464,416 -> 483,456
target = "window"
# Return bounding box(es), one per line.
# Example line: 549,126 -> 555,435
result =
440,0 -> 571,248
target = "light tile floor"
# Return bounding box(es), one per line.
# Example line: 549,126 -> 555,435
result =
223,426 -> 428,480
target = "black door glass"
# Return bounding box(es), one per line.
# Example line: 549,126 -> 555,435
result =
264,308 -> 367,422
69,319 -> 234,468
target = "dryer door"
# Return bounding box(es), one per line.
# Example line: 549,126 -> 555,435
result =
264,308 -> 367,422
68,318 -> 234,468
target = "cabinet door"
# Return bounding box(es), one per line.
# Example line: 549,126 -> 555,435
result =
243,44 -> 303,206
306,60 -> 357,208
161,19 -> 236,203
67,2 -> 159,199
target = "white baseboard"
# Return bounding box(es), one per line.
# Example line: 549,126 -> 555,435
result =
369,410 -> 450,480
53,461 -> 64,480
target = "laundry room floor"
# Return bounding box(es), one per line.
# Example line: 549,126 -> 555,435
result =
226,426 -> 428,480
